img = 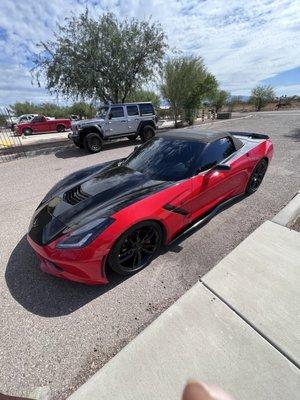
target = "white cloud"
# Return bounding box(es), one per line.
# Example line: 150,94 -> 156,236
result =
0,0 -> 299,105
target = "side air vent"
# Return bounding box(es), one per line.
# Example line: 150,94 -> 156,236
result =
163,204 -> 189,216
63,185 -> 90,205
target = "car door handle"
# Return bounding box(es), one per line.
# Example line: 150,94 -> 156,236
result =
121,120 -> 127,123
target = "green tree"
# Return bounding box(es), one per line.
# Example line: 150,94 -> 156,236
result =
38,103 -> 67,118
11,102 -> 38,116
227,95 -> 242,112
0,114 -> 6,127
250,85 -> 275,111
68,102 -> 96,118
33,11 -> 167,103
126,89 -> 160,109
160,56 -> 218,126
210,90 -> 230,113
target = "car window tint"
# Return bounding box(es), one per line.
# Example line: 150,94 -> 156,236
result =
200,138 -> 235,171
110,107 -> 124,118
32,116 -> 45,123
125,137 -> 206,181
127,105 -> 139,116
139,103 -> 154,115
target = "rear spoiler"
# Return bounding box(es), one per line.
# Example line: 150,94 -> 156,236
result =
229,131 -> 269,140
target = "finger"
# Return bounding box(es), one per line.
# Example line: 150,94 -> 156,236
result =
182,381 -> 213,400
204,384 -> 235,400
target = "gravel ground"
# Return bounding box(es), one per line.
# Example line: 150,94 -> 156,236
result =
0,111 -> 299,399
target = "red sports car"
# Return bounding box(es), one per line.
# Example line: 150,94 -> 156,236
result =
27,130 -> 273,285
16,115 -> 71,136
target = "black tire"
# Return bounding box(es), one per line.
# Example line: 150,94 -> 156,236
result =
57,124 -> 65,132
245,159 -> 268,194
23,128 -> 32,136
139,125 -> 155,143
108,221 -> 163,276
127,135 -> 138,142
84,133 -> 103,153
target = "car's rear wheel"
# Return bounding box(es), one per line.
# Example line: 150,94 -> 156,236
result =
108,221 -> 162,276
84,133 -> 103,153
140,126 -> 155,143
57,124 -> 65,132
23,128 -> 32,136
246,159 -> 268,194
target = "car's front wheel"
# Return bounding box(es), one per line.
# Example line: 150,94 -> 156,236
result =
245,158 -> 268,194
84,133 -> 103,153
108,221 -> 163,276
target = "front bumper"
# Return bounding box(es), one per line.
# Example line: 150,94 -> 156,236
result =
27,235 -> 109,285
68,131 -> 79,141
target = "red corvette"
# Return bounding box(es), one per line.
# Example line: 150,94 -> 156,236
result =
28,129 -> 273,285
16,115 -> 71,136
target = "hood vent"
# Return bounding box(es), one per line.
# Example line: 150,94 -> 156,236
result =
63,185 -> 90,205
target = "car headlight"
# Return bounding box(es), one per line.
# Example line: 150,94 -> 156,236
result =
56,217 -> 115,249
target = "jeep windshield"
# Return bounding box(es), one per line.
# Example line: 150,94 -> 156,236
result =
124,137 -> 206,181
96,106 -> 109,119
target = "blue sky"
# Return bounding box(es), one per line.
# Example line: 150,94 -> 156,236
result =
262,66 -> 300,87
0,0 -> 299,105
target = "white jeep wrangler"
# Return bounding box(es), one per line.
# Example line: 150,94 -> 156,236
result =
69,102 -> 157,153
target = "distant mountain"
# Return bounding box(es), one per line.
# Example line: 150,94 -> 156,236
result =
230,95 -> 250,101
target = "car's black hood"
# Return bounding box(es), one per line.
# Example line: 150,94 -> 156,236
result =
29,162 -> 171,245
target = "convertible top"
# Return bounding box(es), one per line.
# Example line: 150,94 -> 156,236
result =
158,129 -> 244,150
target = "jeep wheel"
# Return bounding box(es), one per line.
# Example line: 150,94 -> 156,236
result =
84,133 -> 103,153
140,126 -> 155,143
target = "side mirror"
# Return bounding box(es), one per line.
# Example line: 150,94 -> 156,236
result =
215,163 -> 231,171
108,113 -> 113,120
134,145 -> 139,152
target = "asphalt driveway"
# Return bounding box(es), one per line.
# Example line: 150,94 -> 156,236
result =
0,111 -> 299,399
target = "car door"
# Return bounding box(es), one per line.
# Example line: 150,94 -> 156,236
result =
183,137 -> 247,220
31,116 -> 48,133
108,106 -> 129,135
126,105 -> 140,133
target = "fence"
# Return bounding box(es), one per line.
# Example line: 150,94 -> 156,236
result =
0,107 -> 26,163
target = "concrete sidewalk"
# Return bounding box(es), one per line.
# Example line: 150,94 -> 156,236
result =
68,219 -> 300,400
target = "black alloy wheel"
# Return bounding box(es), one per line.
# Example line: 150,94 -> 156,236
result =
246,159 -> 268,194
84,133 -> 103,153
108,222 -> 162,276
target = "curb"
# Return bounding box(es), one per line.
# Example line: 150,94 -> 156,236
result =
272,191 -> 300,227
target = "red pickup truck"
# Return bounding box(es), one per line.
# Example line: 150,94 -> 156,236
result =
16,115 -> 71,136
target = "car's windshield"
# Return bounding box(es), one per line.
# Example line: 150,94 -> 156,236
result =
124,137 -> 206,181
96,106 -> 109,119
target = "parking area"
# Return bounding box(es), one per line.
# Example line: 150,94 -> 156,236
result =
0,111 -> 299,399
